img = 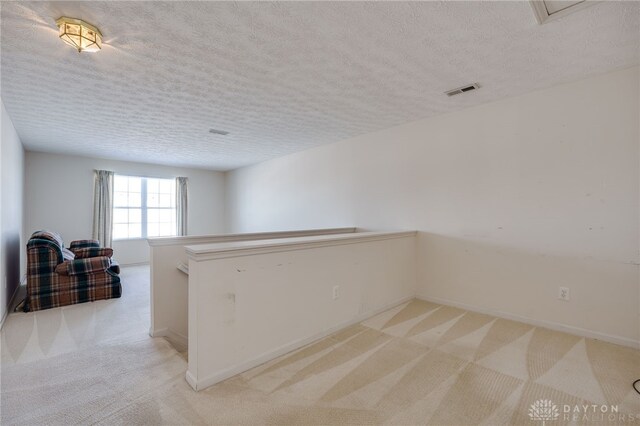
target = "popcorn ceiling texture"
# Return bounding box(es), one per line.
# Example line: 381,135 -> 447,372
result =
1,1 -> 639,170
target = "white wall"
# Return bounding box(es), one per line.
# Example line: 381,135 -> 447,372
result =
1,99 -> 25,325
149,227 -> 356,349
25,152 -> 226,265
186,232 -> 416,390
226,66 -> 640,345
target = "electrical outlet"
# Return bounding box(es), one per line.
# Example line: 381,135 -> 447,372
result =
558,286 -> 570,302
332,285 -> 340,300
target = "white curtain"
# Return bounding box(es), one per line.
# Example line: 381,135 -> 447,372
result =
92,170 -> 114,247
176,177 -> 188,236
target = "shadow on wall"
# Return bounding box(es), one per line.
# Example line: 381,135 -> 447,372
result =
415,232 -> 639,343
3,232 -> 23,308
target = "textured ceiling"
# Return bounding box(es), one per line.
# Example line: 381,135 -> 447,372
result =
1,1 -> 639,171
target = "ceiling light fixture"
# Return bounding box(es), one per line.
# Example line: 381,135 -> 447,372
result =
56,17 -> 102,53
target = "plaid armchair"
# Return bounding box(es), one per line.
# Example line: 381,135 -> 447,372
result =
25,231 -> 121,312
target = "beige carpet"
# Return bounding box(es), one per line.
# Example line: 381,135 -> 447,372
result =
2,266 -> 639,425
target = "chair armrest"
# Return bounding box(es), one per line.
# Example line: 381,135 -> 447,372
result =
70,239 -> 100,250
72,247 -> 113,259
58,257 -> 111,276
27,239 -> 64,266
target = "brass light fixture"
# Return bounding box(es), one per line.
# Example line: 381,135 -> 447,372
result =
55,17 -> 102,53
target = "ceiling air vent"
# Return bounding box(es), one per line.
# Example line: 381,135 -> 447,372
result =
445,83 -> 480,97
209,128 -> 229,136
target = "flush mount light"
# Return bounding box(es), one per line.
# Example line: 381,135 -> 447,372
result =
56,17 -> 102,53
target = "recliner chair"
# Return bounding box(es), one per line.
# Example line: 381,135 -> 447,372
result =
25,230 -> 121,312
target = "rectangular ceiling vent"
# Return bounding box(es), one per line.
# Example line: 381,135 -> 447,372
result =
445,83 -> 480,97
209,128 -> 229,136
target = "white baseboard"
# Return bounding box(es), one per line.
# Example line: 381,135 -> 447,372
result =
416,295 -> 640,349
186,295 -> 413,391
0,283 -> 24,331
185,370 -> 198,390
150,327 -> 188,352
120,261 -> 150,267
0,307 -> 9,331
184,290 -> 638,392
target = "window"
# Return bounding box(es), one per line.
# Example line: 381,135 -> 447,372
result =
113,175 -> 176,240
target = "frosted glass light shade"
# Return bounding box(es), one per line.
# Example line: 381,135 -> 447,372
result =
56,17 -> 102,53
